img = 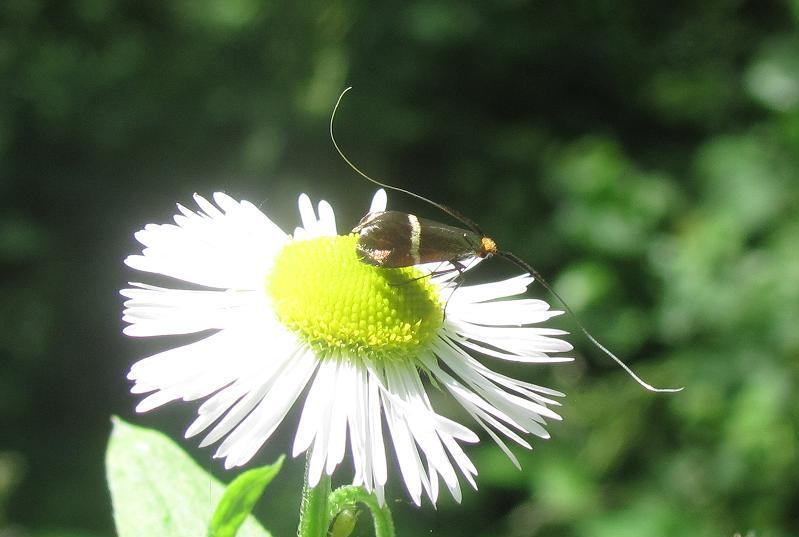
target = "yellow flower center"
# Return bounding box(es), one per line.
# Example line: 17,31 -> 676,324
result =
266,234 -> 443,362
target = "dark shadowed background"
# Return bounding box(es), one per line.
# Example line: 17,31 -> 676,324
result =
2,1 -> 798,536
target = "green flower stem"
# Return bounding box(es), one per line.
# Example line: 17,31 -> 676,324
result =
327,485 -> 395,537
297,457 -> 331,537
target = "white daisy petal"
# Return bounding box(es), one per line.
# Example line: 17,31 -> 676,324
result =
439,435 -> 478,489
121,284 -> 265,337
317,200 -> 337,236
197,336 -> 303,447
125,193 -> 287,289
293,226 -> 308,240
448,321 -> 574,354
436,339 -> 562,424
129,328 -> 250,407
375,484 -> 385,506
449,299 -> 560,326
326,358 -> 352,474
428,463 -> 440,504
391,365 -> 458,491
292,360 -> 331,457
451,333 -> 574,363
448,275 -> 534,305
215,349 -> 318,468
348,365 -> 367,486
307,362 -> 336,486
240,200 -> 290,241
297,193 -> 318,235
368,370 -> 388,487
185,377 -> 252,439
382,389 -> 423,504
369,189 -> 387,214
474,415 -> 522,470
193,192 -> 223,218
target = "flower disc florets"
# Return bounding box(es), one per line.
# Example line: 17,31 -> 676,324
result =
267,233 -> 443,362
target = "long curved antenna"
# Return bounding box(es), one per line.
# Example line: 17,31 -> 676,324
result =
330,87 -> 484,236
331,88 -> 680,393
498,250 -> 683,393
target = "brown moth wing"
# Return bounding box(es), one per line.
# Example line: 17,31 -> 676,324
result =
354,211 -> 479,268
414,215 -> 482,265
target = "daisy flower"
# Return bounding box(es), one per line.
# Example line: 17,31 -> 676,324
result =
122,189 -> 573,505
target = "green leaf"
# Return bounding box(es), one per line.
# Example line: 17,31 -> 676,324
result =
209,455 -> 285,537
106,417 -> 272,537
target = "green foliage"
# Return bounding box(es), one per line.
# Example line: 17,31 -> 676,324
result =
209,456 -> 285,537
106,417 -> 272,537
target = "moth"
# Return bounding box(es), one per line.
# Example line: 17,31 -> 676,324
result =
331,87 -> 681,393
353,210 -> 496,271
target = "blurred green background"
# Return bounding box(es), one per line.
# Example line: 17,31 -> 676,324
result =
2,1 -> 798,536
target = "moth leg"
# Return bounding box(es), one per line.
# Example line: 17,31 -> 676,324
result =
387,258 -> 471,322
441,261 -> 469,320
388,260 -> 459,286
